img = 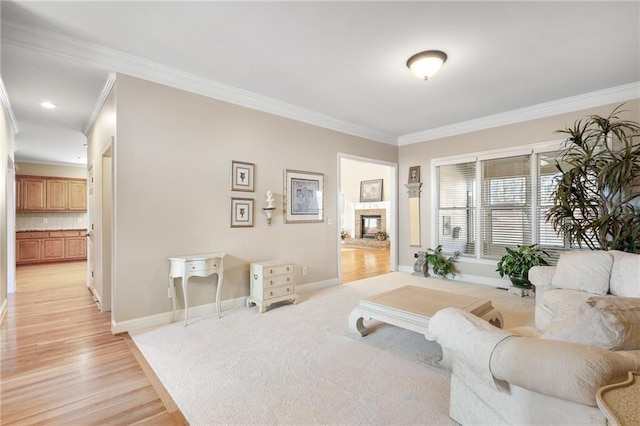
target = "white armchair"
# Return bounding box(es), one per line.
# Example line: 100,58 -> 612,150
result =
429,307 -> 640,425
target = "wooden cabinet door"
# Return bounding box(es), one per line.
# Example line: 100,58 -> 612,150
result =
65,237 -> 87,259
46,179 -> 67,211
16,239 -> 41,263
42,238 -> 65,261
22,177 -> 47,211
67,180 -> 87,211
16,177 -> 23,211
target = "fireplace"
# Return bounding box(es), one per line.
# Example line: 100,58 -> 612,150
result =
361,215 -> 382,238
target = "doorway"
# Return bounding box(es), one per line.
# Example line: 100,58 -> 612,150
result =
100,142 -> 113,312
338,155 -> 397,283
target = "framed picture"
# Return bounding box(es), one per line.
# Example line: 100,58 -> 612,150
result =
284,169 -> 324,223
360,179 -> 383,202
230,197 -> 254,227
443,215 -> 451,235
408,166 -> 420,183
231,161 -> 255,192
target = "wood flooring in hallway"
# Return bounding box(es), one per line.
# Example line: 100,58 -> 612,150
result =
341,245 -> 391,283
0,261 -> 186,425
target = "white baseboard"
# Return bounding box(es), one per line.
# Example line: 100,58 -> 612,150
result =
297,278 -> 339,293
113,278 -> 341,334
112,296 -> 247,334
398,264 -> 509,288
0,298 -> 7,326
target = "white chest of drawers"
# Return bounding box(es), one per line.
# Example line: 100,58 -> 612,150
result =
247,260 -> 297,313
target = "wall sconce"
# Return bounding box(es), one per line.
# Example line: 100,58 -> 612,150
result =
406,50 -> 447,80
263,191 -> 276,225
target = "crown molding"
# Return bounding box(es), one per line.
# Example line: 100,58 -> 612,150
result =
5,22 -> 638,148
3,22 -> 396,145
84,73 -> 116,136
0,76 -> 19,134
398,82 -> 640,146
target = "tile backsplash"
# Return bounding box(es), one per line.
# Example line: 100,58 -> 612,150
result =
16,212 -> 88,231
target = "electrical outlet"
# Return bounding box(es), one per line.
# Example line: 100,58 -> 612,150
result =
302,266 -> 308,276
42,218 -> 48,224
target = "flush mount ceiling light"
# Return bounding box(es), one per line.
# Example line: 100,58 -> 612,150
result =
406,50 -> 448,80
39,101 -> 58,109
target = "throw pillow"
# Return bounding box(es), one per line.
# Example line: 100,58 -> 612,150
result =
609,250 -> 640,297
551,250 -> 612,294
541,296 -> 640,350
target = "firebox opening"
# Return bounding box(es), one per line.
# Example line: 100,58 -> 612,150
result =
361,215 -> 382,239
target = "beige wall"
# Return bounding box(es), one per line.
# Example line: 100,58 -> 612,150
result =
109,74 -> 397,324
397,99 -> 640,280
16,162 -> 85,178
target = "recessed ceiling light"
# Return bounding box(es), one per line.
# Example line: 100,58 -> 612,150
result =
39,101 -> 58,109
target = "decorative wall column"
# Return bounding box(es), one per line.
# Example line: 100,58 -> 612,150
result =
404,182 -> 422,247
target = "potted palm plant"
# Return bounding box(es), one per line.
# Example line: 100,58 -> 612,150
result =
496,244 -> 549,288
546,105 -> 640,253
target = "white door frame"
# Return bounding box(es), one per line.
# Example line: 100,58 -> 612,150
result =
6,157 -> 16,294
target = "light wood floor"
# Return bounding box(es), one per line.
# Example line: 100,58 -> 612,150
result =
0,261 -> 187,425
341,246 -> 391,283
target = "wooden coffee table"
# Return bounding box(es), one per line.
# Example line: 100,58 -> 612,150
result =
348,285 -> 503,339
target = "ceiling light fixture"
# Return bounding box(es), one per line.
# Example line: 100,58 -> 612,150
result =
39,101 -> 58,109
406,50 -> 448,80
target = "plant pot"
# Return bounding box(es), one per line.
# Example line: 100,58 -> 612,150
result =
509,275 -> 532,289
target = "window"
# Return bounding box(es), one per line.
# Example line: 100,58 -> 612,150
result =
481,155 -> 531,258
436,162 -> 476,256
434,146 -> 568,261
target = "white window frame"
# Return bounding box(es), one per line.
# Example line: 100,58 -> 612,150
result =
431,140 -> 564,264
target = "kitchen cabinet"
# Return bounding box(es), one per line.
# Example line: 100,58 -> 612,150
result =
16,175 -> 87,212
46,179 -> 67,211
16,230 -> 87,265
21,177 -> 47,211
67,180 -> 87,211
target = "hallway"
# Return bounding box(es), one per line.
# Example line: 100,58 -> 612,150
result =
0,261 -> 186,425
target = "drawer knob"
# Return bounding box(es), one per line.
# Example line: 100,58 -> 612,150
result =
270,291 -> 273,296
269,280 -> 273,285
269,269 -> 273,273
287,277 -> 290,282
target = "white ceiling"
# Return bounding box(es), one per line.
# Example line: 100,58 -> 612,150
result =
2,1 -> 639,166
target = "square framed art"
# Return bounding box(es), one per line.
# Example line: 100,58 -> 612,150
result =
231,161 -> 255,192
230,197 -> 254,227
284,169 -> 324,223
360,179 -> 383,202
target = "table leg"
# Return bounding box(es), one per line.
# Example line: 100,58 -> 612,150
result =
348,307 -> 370,337
183,276 -> 189,326
169,276 -> 177,322
216,272 -> 223,318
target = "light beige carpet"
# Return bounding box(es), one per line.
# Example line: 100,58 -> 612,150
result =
131,272 -> 534,425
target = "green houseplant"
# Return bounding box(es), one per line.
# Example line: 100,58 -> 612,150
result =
546,105 -> 640,253
425,245 -> 460,279
496,244 -> 549,288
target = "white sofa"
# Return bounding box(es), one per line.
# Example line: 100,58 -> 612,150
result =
529,250 -> 640,329
430,307 -> 640,425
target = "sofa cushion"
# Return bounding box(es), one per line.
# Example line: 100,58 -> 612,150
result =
609,250 -> 640,297
541,296 -> 640,350
551,250 -> 612,294
541,289 -> 594,312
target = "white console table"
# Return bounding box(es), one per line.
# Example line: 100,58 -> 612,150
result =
168,252 -> 225,326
